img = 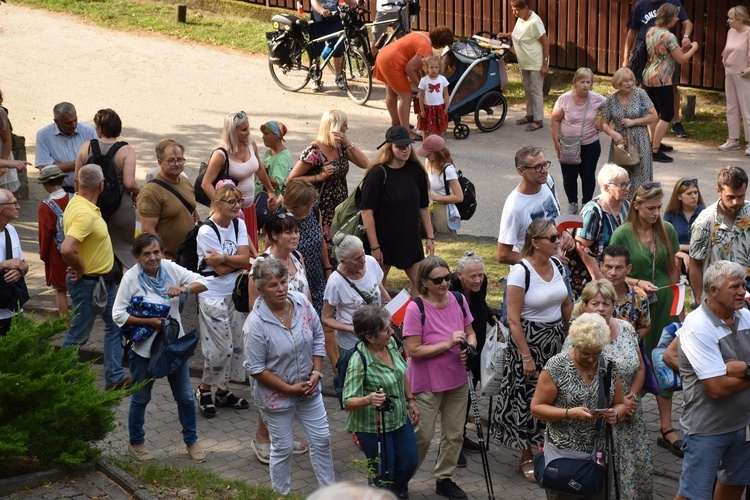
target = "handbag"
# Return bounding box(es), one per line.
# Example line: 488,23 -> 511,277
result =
147,317 -> 199,378
534,357 -> 611,496
232,270 -> 251,313
480,323 -> 507,397
651,321 -> 682,392
558,96 -> 590,165
194,147 -> 235,206
0,229 -> 28,311
613,128 -> 640,168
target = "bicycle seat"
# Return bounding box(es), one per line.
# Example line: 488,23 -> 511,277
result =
272,13 -> 309,29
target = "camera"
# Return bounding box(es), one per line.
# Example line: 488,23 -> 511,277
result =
462,342 -> 479,370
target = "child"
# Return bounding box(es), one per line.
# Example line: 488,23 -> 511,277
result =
37,165 -> 71,316
415,134 -> 463,234
417,55 -> 450,139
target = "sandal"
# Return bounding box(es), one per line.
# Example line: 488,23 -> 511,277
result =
195,387 -> 216,418
251,439 -> 270,464
516,115 -> 534,125
520,458 -> 536,483
657,428 -> 684,458
524,120 -> 543,132
293,440 -> 308,455
215,391 -> 250,409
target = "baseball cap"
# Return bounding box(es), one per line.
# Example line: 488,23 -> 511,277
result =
416,135 -> 446,157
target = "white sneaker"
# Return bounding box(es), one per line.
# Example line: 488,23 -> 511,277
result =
335,75 -> 345,89
311,80 -> 322,92
719,139 -> 741,151
746,145 -> 750,156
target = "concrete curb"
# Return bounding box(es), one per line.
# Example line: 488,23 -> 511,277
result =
0,462 -> 94,497
96,459 -> 159,500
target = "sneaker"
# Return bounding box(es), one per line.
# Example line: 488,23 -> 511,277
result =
311,80 -> 322,92
659,143 -> 674,152
436,478 -> 467,499
671,121 -> 688,138
128,444 -> 154,462
652,150 -> 674,163
457,451 -> 467,468
566,202 -> 579,214
186,444 -> 206,463
195,387 -> 217,418
462,436 -> 482,452
335,74 -> 345,89
719,139 -> 742,151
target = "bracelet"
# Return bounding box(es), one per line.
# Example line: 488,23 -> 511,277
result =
682,35 -> 689,38
347,143 -> 355,150
636,280 -> 640,287
324,266 -> 333,271
426,237 -> 435,241
407,396 -> 416,402
565,408 -> 569,420
371,245 -> 380,251
311,370 -> 324,379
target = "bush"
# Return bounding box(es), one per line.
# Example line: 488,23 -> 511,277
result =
0,314 -> 123,470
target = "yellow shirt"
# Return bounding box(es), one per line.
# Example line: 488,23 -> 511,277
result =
63,195 -> 114,275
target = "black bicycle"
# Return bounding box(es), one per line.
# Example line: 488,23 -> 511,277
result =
266,7 -> 372,105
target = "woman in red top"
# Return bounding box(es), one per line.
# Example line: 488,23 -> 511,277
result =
373,27 -> 454,141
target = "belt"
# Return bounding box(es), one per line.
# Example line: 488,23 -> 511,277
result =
81,267 -> 117,282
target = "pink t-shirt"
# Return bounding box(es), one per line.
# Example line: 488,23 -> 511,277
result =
227,147 -> 260,208
722,27 -> 750,75
403,293 -> 474,394
553,91 -> 606,145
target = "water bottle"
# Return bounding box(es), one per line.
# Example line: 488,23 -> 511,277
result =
296,1 -> 304,16
374,33 -> 388,49
595,451 -> 605,467
321,41 -> 334,59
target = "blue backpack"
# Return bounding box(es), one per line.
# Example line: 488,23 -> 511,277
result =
333,342 -> 367,410
42,194 -> 71,252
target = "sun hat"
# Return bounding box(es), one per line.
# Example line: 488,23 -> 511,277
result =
36,165 -> 68,183
377,125 -> 414,149
416,135 -> 446,157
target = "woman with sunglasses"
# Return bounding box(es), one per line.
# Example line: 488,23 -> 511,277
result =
361,126 -> 434,294
402,255 -> 476,499
194,181 -> 252,418
609,182 -> 683,457
492,218 -> 572,483
664,178 -> 705,278
200,111 -> 278,257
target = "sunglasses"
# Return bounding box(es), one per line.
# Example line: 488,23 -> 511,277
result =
680,178 -> 698,188
536,233 -> 563,243
640,181 -> 662,191
425,274 -> 451,285
234,110 -> 248,122
272,212 -> 292,220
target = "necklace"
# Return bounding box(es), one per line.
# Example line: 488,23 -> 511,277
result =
272,299 -> 291,325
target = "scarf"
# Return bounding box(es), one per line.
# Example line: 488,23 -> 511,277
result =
138,263 -> 176,297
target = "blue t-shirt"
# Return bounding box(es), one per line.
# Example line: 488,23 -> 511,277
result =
664,204 -> 704,246
626,0 -> 689,44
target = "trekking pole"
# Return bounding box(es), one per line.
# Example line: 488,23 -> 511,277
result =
466,369 -> 496,499
375,408 -> 383,481
607,422 -> 621,500
378,387 -> 390,481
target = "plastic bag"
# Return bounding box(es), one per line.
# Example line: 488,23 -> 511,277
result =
480,323 -> 507,396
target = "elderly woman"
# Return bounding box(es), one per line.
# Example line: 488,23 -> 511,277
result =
286,110 -> 369,245
642,4 -> 698,163
74,108 -> 139,270
719,6 -> 750,155
243,258 -> 334,495
531,313 -> 628,500
254,121 -> 291,198
497,0 -> 549,132
201,111 -> 277,255
492,218 -> 572,483
361,126 -> 434,294
568,163 -> 631,298
601,67 -> 658,193
194,182 -> 251,418
112,234 -> 209,463
373,27 -> 455,139
403,255 -> 476,499
609,182 -> 682,457
282,180 -> 331,314
565,280 -> 652,499
323,233 -> 390,365
664,178 -> 705,276
343,305 -> 420,498
550,67 -> 606,214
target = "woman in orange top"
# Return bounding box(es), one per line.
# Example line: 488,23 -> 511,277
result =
373,27 -> 454,141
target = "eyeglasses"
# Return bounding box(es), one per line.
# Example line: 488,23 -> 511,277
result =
393,144 -> 412,151
607,182 -> 630,190
0,201 -> 19,207
680,178 -> 698,188
165,158 -> 186,166
234,110 -> 248,122
640,181 -> 662,191
577,349 -> 602,360
536,233 -> 563,243
523,160 -> 551,172
425,274 -> 451,285
220,198 -> 244,207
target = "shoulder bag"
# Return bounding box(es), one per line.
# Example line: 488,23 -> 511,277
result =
558,96 -> 590,165
194,147 -> 234,207
148,317 -> 199,378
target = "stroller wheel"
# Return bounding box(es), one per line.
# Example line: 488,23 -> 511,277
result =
454,122 -> 470,140
475,91 -> 508,132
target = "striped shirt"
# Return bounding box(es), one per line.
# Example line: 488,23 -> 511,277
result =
35,122 -> 97,187
343,338 -> 409,433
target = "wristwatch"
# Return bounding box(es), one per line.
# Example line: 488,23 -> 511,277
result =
745,362 -> 750,378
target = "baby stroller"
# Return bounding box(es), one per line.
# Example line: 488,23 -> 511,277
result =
443,34 -> 510,139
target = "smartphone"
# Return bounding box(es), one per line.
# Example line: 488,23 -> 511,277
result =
592,408 -> 609,414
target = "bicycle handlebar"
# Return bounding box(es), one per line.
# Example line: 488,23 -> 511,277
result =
381,1 -> 408,8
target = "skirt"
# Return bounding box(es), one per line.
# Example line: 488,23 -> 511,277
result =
417,104 -> 449,136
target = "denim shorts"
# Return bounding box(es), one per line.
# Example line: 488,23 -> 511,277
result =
679,426 -> 750,500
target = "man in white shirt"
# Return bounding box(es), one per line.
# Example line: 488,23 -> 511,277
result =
0,188 -> 28,336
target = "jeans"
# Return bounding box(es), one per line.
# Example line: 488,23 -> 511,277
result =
356,419 -> 418,495
128,350 -> 197,446
560,140 -> 601,205
62,277 -> 125,386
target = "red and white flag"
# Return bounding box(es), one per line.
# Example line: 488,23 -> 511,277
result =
669,283 -> 686,316
385,289 -> 412,326
554,214 -> 584,232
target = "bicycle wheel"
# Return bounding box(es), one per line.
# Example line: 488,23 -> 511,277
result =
474,91 -> 507,132
268,41 -> 313,92
343,47 -> 372,105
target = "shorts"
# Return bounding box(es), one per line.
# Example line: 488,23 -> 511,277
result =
644,85 -> 675,123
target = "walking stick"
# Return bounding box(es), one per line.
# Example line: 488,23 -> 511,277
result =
466,369 -> 496,500
376,409 -> 383,480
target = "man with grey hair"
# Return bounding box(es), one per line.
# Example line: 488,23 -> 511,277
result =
675,260 -> 750,500
0,188 -> 28,336
60,164 -> 128,390
35,102 -> 97,193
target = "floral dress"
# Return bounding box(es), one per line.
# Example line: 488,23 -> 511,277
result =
602,88 -> 654,193
296,206 -> 325,314
299,143 -> 350,245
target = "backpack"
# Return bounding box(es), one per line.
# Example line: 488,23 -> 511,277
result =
232,270 -> 251,313
628,39 -> 649,86
412,290 -> 467,325
87,139 -> 127,221
175,218 -> 239,273
333,342 -> 367,409
443,166 -> 477,221
331,166 -> 386,242
42,194 -> 71,252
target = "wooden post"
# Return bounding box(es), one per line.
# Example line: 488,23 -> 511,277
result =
681,95 -> 696,121
176,5 -> 187,23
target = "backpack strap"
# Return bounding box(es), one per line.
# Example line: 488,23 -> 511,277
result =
149,179 -> 194,216
4,228 -> 13,260
216,147 -> 231,178
198,220 -> 223,276
90,139 -> 101,157
413,291 -> 466,326
517,260 -> 531,293
42,197 -> 65,217
108,141 -> 127,158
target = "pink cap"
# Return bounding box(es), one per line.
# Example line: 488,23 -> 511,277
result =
416,134 -> 446,157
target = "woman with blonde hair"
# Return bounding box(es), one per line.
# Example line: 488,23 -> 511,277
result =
609,182 -> 683,457
664,178 -> 705,276
718,6 -> 750,155
415,135 -> 464,234
194,181 -> 252,418
287,110 -> 369,245
601,67 -> 658,193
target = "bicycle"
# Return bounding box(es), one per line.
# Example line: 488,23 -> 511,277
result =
266,7 -> 372,105
345,0 -> 414,66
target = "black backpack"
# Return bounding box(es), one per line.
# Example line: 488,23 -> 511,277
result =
443,166 -> 477,221
175,218 -> 238,273
628,39 -> 648,86
87,139 -> 127,221
333,342 -> 367,410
